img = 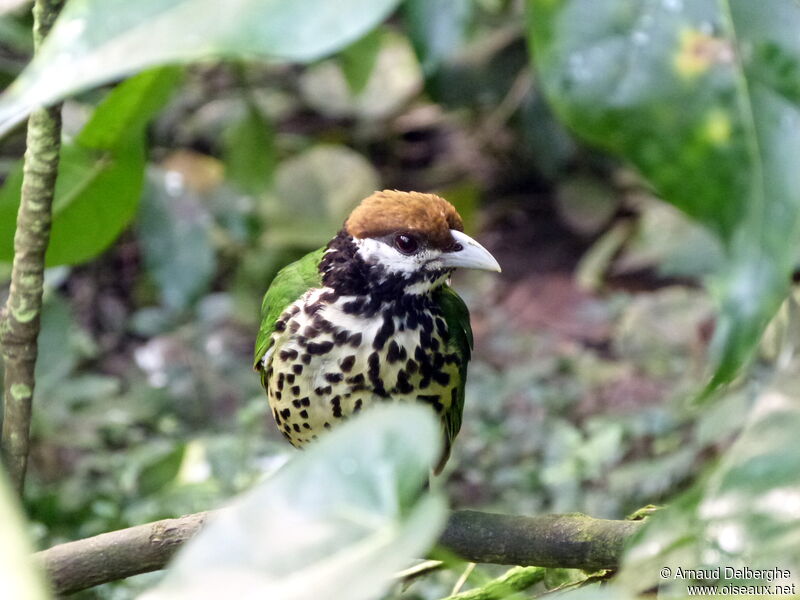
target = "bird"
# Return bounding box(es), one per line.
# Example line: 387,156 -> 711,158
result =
253,190 -> 501,472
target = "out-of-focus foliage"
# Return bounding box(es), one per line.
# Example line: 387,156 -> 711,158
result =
0,0 -> 404,134
528,0 -> 800,387
618,369 -> 800,595
0,468 -> 48,600
0,0 -> 799,599
0,67 -> 182,265
146,405 -> 446,600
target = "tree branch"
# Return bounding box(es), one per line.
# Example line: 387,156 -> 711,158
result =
0,0 -> 65,496
35,509 -> 641,595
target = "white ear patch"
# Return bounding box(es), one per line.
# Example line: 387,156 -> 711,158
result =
354,237 -> 425,275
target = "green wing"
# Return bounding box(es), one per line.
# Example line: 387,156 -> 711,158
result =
253,247 -> 326,370
432,284 -> 474,472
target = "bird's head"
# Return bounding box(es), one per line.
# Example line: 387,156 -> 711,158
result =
331,190 -> 500,295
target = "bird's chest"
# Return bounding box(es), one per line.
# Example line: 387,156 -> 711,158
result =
263,288 -> 459,446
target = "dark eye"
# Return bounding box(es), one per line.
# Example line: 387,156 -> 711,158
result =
393,234 -> 419,255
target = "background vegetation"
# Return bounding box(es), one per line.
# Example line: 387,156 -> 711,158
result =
1,0 -> 800,598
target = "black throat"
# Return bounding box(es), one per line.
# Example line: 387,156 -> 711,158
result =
319,230 -> 448,318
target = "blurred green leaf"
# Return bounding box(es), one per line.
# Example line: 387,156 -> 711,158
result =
619,375 -> 800,595
223,102 -> 274,195
145,405 -> 447,600
0,0 -> 402,134
339,29 -> 383,94
436,181 -> 479,235
0,67 -> 181,266
405,0 -> 473,75
299,31 -> 422,120
0,468 -> 49,600
264,144 -> 380,249
137,442 -> 187,496
138,169 -> 216,311
528,0 -> 800,387
33,294 -> 94,400
555,175 -> 618,236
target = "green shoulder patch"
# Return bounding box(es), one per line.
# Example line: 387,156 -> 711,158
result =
253,247 -> 326,369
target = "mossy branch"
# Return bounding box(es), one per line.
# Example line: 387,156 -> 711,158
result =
35,509 -> 641,595
0,0 -> 64,495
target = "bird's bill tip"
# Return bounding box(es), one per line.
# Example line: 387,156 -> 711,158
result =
444,229 -> 502,273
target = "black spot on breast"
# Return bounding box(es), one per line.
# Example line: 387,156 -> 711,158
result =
303,423 -> 311,430
347,373 -> 365,385
273,409 -> 281,424
436,318 -> 448,338
395,369 -> 413,394
324,422 -> 331,429
334,329 -> 350,345
313,315 -> 335,333
420,329 -> 432,349
277,373 -> 285,391
343,299 -> 364,314
354,399 -> 363,413
445,353 -> 460,365
340,355 -> 356,372
300,409 -> 309,419
331,396 -> 343,418
286,373 -> 295,384
289,321 -> 300,333
406,358 -> 418,374
292,399 -> 302,408
325,372 -> 343,383
275,390 -> 282,400
373,310 -> 395,350
368,352 -> 380,382
293,364 -> 304,374
430,338 -> 440,352
315,385 -> 333,396
419,313 -> 433,333
293,423 -> 301,433
349,332 -> 362,347
307,341 -> 334,355
387,341 -> 402,363
291,385 -> 301,396
301,397 -> 311,407
320,291 -> 339,303
302,353 -> 312,365
279,348 -> 298,362
275,319 -> 287,332
305,301 -> 323,315
406,311 -> 419,330
451,387 -> 458,404
433,371 -> 450,386
303,325 -> 319,338
417,394 -> 445,412
290,305 -> 301,316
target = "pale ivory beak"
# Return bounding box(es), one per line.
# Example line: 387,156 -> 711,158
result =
441,229 -> 502,272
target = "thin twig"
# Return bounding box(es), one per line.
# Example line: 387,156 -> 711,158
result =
0,0 -> 65,496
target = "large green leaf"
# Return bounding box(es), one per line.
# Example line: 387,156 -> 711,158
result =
137,169 -> 216,312
0,0 -> 401,135
0,468 -> 49,600
405,0 -> 473,75
527,0 -> 800,386
617,374 -> 800,595
143,405 -> 446,600
0,67 -> 181,266
263,145 -> 380,249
